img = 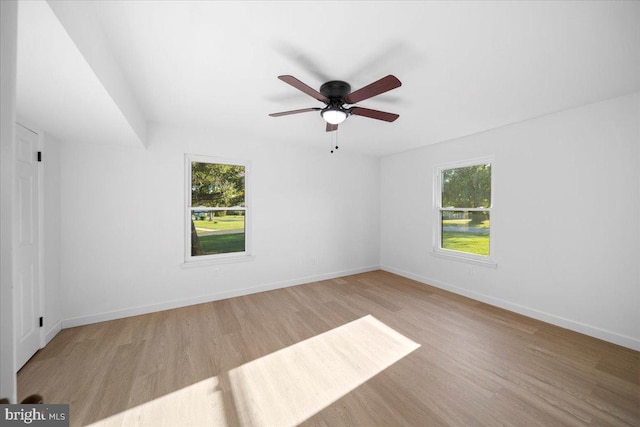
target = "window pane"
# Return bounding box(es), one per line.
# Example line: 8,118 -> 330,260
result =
441,210 -> 490,256
190,161 -> 246,257
191,162 -> 245,207
442,164 -> 491,208
192,213 -> 245,256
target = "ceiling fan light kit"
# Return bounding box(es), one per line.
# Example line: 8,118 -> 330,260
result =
269,74 -> 402,142
321,107 -> 347,125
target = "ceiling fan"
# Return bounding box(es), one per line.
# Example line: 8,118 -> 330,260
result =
269,75 -> 402,132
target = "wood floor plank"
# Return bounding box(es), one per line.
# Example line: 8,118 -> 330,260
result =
17,271 -> 640,426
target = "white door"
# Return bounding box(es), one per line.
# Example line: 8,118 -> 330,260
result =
15,124 -> 41,369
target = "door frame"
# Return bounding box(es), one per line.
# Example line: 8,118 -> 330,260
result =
15,121 -> 45,367
36,126 -> 45,349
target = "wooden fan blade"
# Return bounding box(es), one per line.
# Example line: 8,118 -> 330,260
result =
350,107 -> 399,122
269,108 -> 321,117
278,75 -> 328,103
326,123 -> 338,132
345,75 -> 401,104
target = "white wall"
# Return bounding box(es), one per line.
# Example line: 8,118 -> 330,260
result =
0,0 -> 18,403
381,93 -> 640,350
59,124 -> 380,325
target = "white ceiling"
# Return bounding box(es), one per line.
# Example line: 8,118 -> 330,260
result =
16,0 -> 142,148
16,1 -> 640,156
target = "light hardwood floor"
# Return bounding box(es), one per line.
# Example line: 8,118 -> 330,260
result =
18,271 -> 640,426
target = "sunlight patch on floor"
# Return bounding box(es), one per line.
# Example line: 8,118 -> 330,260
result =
87,315 -> 418,426
87,377 -> 225,426
229,314 -> 420,426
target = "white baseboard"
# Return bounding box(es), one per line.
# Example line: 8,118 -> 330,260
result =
44,320 -> 62,346
61,266 -> 380,329
381,265 -> 640,351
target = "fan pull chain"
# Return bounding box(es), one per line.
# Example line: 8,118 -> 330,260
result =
330,128 -> 340,153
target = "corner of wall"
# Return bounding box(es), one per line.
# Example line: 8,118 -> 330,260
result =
0,0 -> 19,403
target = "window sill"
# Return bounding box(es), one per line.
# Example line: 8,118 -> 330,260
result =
431,250 -> 497,268
181,254 -> 255,269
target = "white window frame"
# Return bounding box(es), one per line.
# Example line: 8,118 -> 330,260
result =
184,154 -> 252,266
433,156 -> 496,267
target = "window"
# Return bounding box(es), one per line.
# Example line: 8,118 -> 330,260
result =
185,155 -> 250,263
434,158 -> 493,264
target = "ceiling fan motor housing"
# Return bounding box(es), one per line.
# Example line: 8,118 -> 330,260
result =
320,80 -> 352,119
320,81 -> 351,101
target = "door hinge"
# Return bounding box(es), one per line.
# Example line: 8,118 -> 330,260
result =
37,151 -> 42,162
39,317 -> 43,328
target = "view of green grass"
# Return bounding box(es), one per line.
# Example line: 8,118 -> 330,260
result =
442,219 -> 490,256
442,232 -> 489,256
194,215 -> 245,231
193,215 -> 245,255
199,233 -> 245,254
